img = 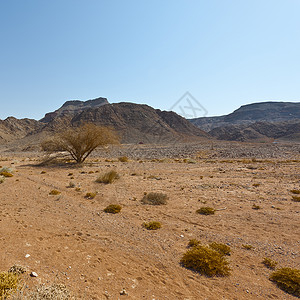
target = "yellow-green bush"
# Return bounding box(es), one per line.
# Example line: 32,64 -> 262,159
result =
142,221 -> 161,230
118,156 -> 129,162
85,192 -> 96,199
49,189 -> 61,195
188,239 -> 201,248
104,204 -> 122,214
196,207 -> 215,215
180,245 -> 231,277
209,242 -> 231,256
0,271 -> 19,298
262,258 -> 277,270
270,267 -> 300,297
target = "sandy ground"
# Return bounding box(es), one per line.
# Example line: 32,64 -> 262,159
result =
0,145 -> 299,299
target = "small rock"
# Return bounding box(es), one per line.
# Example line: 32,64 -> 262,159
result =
25,254 -> 30,258
120,288 -> 128,295
30,272 -> 38,277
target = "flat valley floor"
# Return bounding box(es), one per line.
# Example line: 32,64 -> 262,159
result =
0,142 -> 299,299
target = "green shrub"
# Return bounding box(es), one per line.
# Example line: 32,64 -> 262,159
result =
188,239 -> 201,248
292,196 -> 300,202
104,204 -> 122,214
141,192 -> 168,205
180,245 -> 231,277
269,268 -> 300,297
209,242 -> 231,256
0,271 -> 19,298
262,258 -> 277,270
85,192 -> 96,199
49,189 -> 61,195
196,207 -> 215,215
118,156 -> 129,162
290,189 -> 300,194
96,170 -> 120,184
142,221 -> 161,230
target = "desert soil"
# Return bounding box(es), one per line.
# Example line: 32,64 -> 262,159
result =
0,142 -> 299,299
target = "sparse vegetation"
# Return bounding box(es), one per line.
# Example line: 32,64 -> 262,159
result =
85,192 -> 96,199
96,170 -> 120,184
0,167 -> 13,177
209,242 -> 231,256
118,156 -> 129,162
290,189 -> 300,194
25,283 -> 73,299
103,204 -> 122,214
252,204 -> 261,210
67,182 -> 75,188
0,271 -> 19,298
141,192 -> 168,205
252,183 -> 261,187
49,189 -> 61,195
196,207 -> 215,215
180,245 -> 231,277
188,239 -> 201,248
292,195 -> 300,202
262,258 -> 278,270
242,244 -> 253,250
41,123 -> 119,163
142,221 -> 162,230
269,267 -> 300,297
0,176 -> 5,184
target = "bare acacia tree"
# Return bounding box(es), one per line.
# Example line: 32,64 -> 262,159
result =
41,124 -> 119,163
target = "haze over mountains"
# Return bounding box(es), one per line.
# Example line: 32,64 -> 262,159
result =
0,98 -> 299,148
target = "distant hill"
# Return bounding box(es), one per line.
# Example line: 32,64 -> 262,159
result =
0,98 -> 209,148
190,102 -> 300,131
190,102 -> 300,142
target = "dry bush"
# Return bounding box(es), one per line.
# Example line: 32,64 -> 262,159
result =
252,204 -> 261,210
0,167 -> 13,177
209,242 -> 231,256
242,244 -> 253,250
96,170 -> 120,184
85,192 -> 96,199
180,245 -> 231,277
25,283 -> 73,300
49,190 -> 61,195
262,258 -> 278,270
188,239 -> 201,248
41,123 -> 119,164
141,192 -> 168,205
103,204 -> 122,214
0,271 -> 19,298
292,196 -> 300,202
269,268 -> 300,297
8,265 -> 27,275
142,221 -> 161,230
0,176 -> 5,184
290,189 -> 300,194
118,156 -> 129,162
196,207 -> 215,215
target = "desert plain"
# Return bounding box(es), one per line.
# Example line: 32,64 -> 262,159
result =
0,141 -> 299,299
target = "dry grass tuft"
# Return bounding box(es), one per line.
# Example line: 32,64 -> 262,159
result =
209,242 -> 231,256
85,192 -> 96,199
96,170 -> 120,184
103,204 -> 122,214
196,207 -> 215,215
262,258 -> 278,270
141,192 -> 168,205
188,239 -> 201,248
291,195 -> 300,202
290,189 -> 300,194
269,267 -> 300,297
49,190 -> 61,195
118,156 -> 129,162
0,271 -> 19,298
142,221 -> 161,230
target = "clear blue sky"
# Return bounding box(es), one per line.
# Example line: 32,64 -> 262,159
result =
0,0 -> 299,120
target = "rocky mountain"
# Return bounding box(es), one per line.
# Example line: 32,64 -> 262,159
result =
0,117 -> 43,143
40,97 -> 109,123
190,102 -> 300,131
0,99 -> 209,148
190,102 -> 300,142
